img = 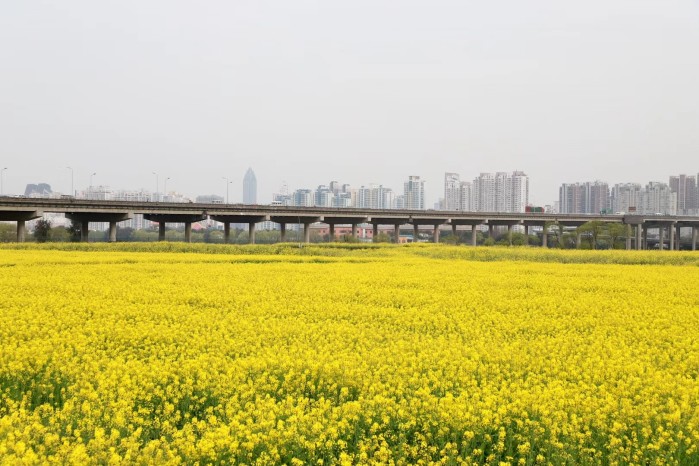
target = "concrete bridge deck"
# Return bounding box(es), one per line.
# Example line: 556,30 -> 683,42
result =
1,197 -> 697,250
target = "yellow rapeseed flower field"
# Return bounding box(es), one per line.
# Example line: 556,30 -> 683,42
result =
0,243 -> 698,465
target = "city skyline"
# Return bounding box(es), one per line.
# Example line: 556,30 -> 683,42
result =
2,1 -> 698,207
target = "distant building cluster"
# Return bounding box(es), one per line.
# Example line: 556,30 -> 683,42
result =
558,173 -> 698,216
272,176 -> 427,210
443,171 -> 529,213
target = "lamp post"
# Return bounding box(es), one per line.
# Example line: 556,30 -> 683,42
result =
90,172 -> 96,187
164,177 -> 170,197
66,166 -> 74,196
152,171 -> 159,202
0,167 -> 7,195
222,177 -> 230,204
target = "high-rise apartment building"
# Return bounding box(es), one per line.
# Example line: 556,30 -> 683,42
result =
243,168 -> 257,204
403,176 -> 425,210
669,174 -> 698,215
611,183 -> 642,213
444,173 -> 461,211
642,182 -> 677,215
509,171 -> 529,213
558,181 -> 609,214
471,172 -> 528,212
459,181 -> 473,211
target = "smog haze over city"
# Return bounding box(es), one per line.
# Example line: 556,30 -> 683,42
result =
1,0 -> 698,206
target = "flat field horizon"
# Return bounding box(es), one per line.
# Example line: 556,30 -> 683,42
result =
1,243 -> 698,464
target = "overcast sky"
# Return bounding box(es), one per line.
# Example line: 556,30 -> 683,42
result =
1,0 -> 698,205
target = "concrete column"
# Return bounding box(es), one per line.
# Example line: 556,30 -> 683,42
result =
488,224 -> 494,238
692,226 -> 697,251
280,223 -> 286,242
184,222 -> 192,243
109,221 -> 117,243
636,225 -> 642,251
625,225 -> 632,250
224,223 -> 230,243
248,222 -> 256,244
642,225 -> 648,250
659,225 -> 665,251
413,224 -> 419,242
433,225 -> 440,243
542,225 -> 548,248
81,221 -> 89,243
524,225 -> 529,246
158,223 -> 166,241
394,224 -> 400,243
576,232 -> 582,249
507,224 -> 513,246
303,223 -> 310,243
16,220 -> 26,243
351,224 -> 358,238
676,226 -> 681,251
329,224 -> 335,242
669,224 -> 675,251
372,224 -> 378,241
451,224 -> 457,242
471,225 -> 477,246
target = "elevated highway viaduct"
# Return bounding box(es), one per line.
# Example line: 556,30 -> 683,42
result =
1,197 -> 697,250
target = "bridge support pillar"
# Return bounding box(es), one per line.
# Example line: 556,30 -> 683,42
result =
488,224 -> 494,238
576,231 -> 582,249
693,226 -> 697,251
248,222 -> 256,244
413,224 -> 419,242
433,225 -> 440,243
642,225 -> 648,250
676,226 -> 682,251
329,224 -> 335,242
659,226 -> 665,251
394,224 -> 400,243
303,223 -> 310,243
16,220 -> 26,243
669,224 -> 675,251
471,225 -> 477,246
542,225 -> 548,248
158,223 -> 166,242
224,223 -> 230,243
109,221 -> 117,243
452,224 -> 457,242
184,222 -> 192,243
351,224 -> 358,239
507,224 -> 513,246
81,221 -> 89,243
524,225 -> 529,246
280,223 -> 286,242
636,225 -> 642,250
625,225 -> 632,250
372,224 -> 378,241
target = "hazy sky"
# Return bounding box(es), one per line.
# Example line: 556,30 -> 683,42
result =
2,1 -> 698,205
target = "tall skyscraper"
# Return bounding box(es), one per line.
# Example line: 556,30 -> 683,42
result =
243,168 -> 257,204
444,173 -> 461,211
642,182 -> 677,215
403,176 -> 425,210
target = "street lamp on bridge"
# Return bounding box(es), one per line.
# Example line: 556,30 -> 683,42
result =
222,177 -> 230,204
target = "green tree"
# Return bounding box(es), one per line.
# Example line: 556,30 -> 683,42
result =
577,221 -> 605,250
33,218 -> 52,243
607,223 -> 626,250
67,220 -> 82,242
